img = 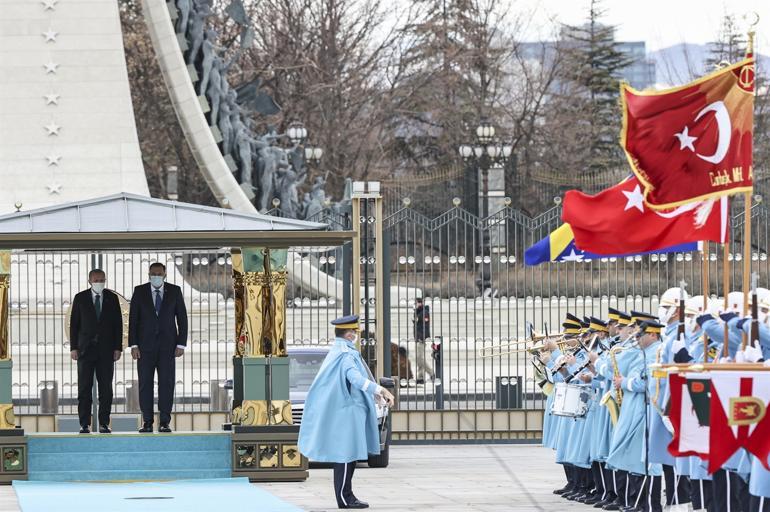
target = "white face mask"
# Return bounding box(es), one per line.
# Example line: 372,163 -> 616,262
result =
685,316 -> 696,333
91,282 -> 106,294
349,334 -> 358,345
658,305 -> 675,324
150,275 -> 165,288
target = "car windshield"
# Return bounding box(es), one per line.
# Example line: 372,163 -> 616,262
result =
289,352 -> 327,391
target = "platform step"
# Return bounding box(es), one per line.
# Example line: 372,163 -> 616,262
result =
27,432 -> 230,453
29,450 -> 230,472
27,432 -> 232,482
28,468 -> 232,482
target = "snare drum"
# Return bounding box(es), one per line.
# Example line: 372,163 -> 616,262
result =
551,382 -> 591,418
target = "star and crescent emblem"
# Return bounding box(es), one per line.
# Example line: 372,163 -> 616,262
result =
674,100 -> 732,165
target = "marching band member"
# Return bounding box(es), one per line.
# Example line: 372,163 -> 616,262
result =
651,288 -> 692,510
607,319 -> 664,512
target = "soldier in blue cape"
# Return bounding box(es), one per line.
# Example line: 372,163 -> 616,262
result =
607,319 -> 664,512
298,315 -> 395,509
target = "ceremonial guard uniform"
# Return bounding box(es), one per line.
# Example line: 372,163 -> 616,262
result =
298,315 -> 394,509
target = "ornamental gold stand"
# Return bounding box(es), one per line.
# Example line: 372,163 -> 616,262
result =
0,252 -> 27,483
229,247 -> 308,481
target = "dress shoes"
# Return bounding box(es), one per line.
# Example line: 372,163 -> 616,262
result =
601,502 -> 622,511
593,496 -> 616,508
553,484 -> 573,495
339,499 -> 369,509
158,423 -> 172,433
578,492 -> 598,504
79,426 -> 90,434
584,493 -> 604,505
99,425 -> 111,434
564,490 -> 583,501
138,422 -> 153,433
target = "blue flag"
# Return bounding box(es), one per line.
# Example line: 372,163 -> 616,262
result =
524,223 -> 699,266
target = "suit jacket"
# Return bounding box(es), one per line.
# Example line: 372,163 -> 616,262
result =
69,289 -> 123,359
128,282 -> 188,353
413,305 -> 430,339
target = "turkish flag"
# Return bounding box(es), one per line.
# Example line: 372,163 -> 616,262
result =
562,176 -> 728,255
621,57 -> 754,209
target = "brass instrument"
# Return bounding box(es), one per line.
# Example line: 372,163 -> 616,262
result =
477,337 -> 566,359
600,344 -> 629,426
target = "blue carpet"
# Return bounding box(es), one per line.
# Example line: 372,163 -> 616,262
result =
13,477 -> 304,512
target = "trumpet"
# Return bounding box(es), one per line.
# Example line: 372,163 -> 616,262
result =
478,338 -> 563,359
477,338 -> 530,357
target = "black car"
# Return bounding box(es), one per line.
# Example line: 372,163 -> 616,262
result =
288,346 -> 392,468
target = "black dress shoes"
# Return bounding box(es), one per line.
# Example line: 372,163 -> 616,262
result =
138,422 -> 153,433
158,423 -> 172,433
79,425 -> 90,434
99,425 -> 111,434
553,484 -> 573,495
601,502 -> 622,510
339,500 -> 369,509
584,493 -> 604,505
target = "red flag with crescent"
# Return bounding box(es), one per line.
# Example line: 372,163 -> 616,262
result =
620,57 -> 755,209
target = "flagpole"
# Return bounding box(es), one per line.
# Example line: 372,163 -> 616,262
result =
741,191 -> 752,351
723,241 -> 730,359
702,242 -> 710,361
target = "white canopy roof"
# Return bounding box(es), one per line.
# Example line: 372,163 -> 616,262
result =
0,193 -> 353,249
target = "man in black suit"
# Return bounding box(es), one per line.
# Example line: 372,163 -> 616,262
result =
412,298 -> 434,384
69,269 -> 123,434
129,262 -> 188,433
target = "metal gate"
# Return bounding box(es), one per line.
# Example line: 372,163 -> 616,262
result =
380,196 -> 770,441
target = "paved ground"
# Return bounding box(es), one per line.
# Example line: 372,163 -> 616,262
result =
0,445 -> 589,511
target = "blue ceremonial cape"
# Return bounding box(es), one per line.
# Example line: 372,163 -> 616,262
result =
298,338 -> 380,463
606,341 -> 662,476
648,322 -> 677,466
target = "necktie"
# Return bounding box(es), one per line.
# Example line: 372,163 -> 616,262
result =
154,289 -> 162,316
95,294 -> 101,320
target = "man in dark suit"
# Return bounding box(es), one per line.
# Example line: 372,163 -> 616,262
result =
412,298 -> 434,384
129,262 -> 188,433
69,269 -> 123,434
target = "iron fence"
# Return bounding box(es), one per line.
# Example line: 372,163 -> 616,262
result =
8,200 -> 770,438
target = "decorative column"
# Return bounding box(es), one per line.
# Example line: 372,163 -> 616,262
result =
0,251 -> 15,428
230,247 -> 307,481
0,251 -> 27,483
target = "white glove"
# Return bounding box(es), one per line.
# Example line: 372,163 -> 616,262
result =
736,344 -> 763,363
719,356 -> 733,364
672,336 -> 686,354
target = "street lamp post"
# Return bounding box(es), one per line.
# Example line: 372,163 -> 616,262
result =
458,119 -> 512,294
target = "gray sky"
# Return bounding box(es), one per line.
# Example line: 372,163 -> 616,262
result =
513,0 -> 770,52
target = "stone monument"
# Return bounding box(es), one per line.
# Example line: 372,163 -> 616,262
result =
0,0 -> 150,213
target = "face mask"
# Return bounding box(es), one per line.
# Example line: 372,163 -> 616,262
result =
150,276 -> 165,288
91,282 -> 105,294
349,334 -> 358,345
658,306 -> 675,324
685,317 -> 696,333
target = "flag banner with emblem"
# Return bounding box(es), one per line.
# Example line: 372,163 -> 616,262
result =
668,373 -> 710,459
561,176 -> 729,255
620,57 -> 755,209
523,222 -> 697,266
708,370 -> 770,473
